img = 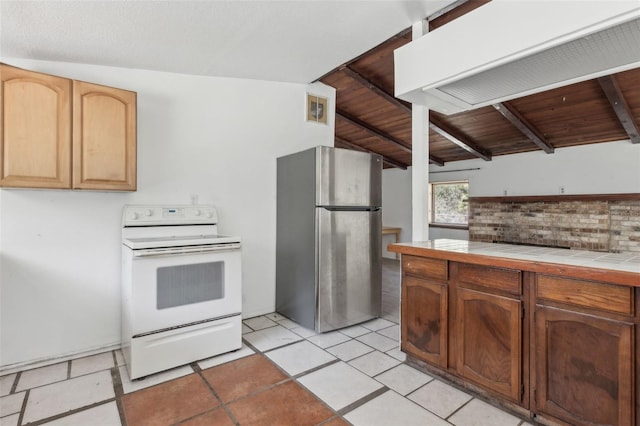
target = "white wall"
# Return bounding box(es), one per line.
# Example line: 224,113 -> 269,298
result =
382,140 -> 640,243
381,168 -> 412,258
0,58 -> 335,369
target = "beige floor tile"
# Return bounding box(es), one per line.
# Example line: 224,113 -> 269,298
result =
297,362 -> 383,411
345,390 -> 450,426
276,318 -> 300,329
290,326 -> 317,338
376,324 -> 399,341
22,370 -> 114,424
243,325 -> 302,351
16,362 -> 68,391
0,391 -> 25,417
338,325 -> 370,338
307,331 -> 351,349
326,340 -> 374,361
266,341 -> 336,376
243,316 -> 277,330
114,350 -> 125,366
360,318 -> 395,331
263,312 -> 286,322
0,374 -> 15,397
70,352 -> 115,378
356,332 -> 397,352
40,401 -> 121,426
449,398 -> 521,426
375,364 -> 432,396
0,413 -> 19,426
385,347 -> 406,361
348,351 -> 400,377
408,379 -> 472,419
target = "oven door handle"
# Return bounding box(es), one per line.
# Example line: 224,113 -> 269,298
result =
132,243 -> 241,257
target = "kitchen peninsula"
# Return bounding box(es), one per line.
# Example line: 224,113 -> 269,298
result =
388,239 -> 640,426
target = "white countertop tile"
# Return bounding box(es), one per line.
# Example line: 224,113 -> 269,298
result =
393,239 -> 640,274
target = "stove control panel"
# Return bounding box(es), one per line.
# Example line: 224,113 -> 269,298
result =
123,205 -> 218,226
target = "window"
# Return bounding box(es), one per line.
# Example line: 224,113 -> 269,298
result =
429,180 -> 469,226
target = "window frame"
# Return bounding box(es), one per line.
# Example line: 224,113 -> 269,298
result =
428,180 -> 470,229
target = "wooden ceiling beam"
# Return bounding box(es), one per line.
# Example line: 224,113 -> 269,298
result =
342,66 -> 411,114
337,109 -> 444,166
335,137 -> 408,170
337,109 -> 411,153
429,154 -> 445,166
598,75 -> 640,144
429,115 -> 492,161
492,102 -> 554,153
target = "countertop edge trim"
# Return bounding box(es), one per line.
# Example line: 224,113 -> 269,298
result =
388,244 -> 640,287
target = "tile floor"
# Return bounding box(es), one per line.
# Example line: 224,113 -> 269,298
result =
0,312 -> 535,426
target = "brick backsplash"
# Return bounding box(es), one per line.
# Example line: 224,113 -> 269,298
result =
469,199 -> 640,253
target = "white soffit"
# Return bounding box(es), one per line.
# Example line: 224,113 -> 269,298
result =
394,0 -> 640,114
0,0 -> 456,83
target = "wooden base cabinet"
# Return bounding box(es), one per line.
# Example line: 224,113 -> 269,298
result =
401,255 -> 449,368
1,64 -> 136,191
534,306 -> 634,426
456,287 -> 522,402
399,254 -> 637,426
402,275 -> 448,368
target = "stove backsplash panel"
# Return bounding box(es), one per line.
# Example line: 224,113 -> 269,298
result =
469,199 -> 640,253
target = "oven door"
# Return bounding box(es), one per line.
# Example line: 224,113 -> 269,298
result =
126,245 -> 241,335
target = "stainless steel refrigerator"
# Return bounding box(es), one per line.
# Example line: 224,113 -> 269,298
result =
276,146 -> 382,332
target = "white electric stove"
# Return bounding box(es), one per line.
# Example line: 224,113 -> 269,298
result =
121,205 -> 242,379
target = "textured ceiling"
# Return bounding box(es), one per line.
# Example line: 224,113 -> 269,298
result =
0,0 -> 456,83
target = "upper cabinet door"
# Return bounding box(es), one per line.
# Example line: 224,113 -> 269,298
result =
73,80 -> 136,191
0,64 -> 72,188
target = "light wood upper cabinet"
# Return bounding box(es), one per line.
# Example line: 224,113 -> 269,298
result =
73,81 -> 136,190
1,64 -> 72,188
0,64 -> 136,191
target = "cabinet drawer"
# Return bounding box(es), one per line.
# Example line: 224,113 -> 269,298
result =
403,256 -> 448,281
536,275 -> 634,316
457,263 -> 522,295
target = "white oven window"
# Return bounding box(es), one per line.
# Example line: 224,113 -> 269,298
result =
156,261 -> 225,309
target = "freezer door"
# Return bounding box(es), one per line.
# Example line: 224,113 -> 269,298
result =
316,146 -> 382,207
316,207 -> 382,332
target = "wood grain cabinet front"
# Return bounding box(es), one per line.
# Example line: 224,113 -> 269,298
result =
533,274 -> 635,426
533,305 -> 634,426
0,64 -> 136,191
0,64 -> 72,188
456,287 -> 522,402
397,251 -> 638,425
73,80 -> 136,190
454,263 -> 524,402
401,275 -> 448,368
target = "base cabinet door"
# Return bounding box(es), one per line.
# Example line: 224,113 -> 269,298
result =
456,287 -> 522,402
402,275 -> 447,368
534,306 -> 634,426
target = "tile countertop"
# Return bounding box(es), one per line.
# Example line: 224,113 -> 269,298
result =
388,239 -> 640,287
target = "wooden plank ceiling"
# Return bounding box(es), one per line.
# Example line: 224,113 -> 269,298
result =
318,1 -> 640,169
